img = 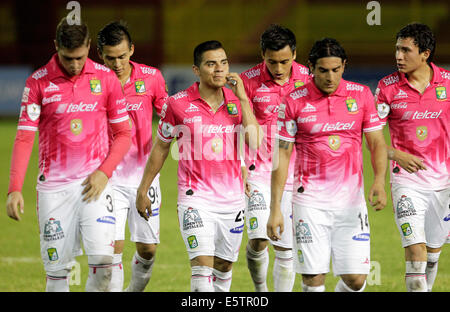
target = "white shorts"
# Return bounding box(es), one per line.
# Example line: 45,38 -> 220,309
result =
37,183 -> 115,272
245,180 -> 293,249
177,204 -> 244,263
292,203 -> 371,276
113,178 -> 161,244
392,184 -> 450,249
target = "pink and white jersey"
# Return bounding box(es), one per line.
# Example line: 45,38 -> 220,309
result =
18,54 -> 128,191
278,79 -> 383,210
157,82 -> 245,213
376,63 -> 450,190
110,61 -> 168,187
240,61 -> 310,190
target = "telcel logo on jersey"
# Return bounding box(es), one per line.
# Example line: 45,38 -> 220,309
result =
65,102 -> 98,113
402,110 -> 442,120
202,124 -> 235,134
321,121 -> 355,132
126,101 -> 143,111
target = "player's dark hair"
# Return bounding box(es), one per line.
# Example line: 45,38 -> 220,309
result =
308,38 -> 347,68
97,21 -> 133,53
55,16 -> 89,49
260,24 -> 296,54
193,40 -> 224,67
396,23 -> 435,63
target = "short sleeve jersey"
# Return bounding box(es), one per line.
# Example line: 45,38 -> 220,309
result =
240,61 -> 310,190
375,62 -> 449,190
157,82 -> 245,212
110,61 -> 168,187
18,54 -> 128,191
278,79 -> 383,209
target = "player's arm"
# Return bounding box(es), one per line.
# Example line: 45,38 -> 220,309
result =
387,147 -> 427,173
6,130 -> 36,221
226,73 -> 263,150
267,139 -> 293,240
364,130 -> 388,211
136,136 -> 171,221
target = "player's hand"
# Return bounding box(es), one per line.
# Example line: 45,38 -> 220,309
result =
6,191 -> 24,221
393,149 -> 427,174
81,170 -> 109,203
136,188 -> 151,221
267,208 -> 284,241
226,73 -> 246,100
368,181 -> 387,211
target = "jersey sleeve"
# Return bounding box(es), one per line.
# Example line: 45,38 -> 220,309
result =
374,81 -> 390,125
17,76 -> 42,132
362,87 -> 383,133
152,70 -> 168,117
276,95 -> 297,142
106,73 -> 129,124
157,98 -> 177,143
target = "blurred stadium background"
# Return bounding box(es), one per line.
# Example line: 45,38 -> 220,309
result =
0,0 -> 449,292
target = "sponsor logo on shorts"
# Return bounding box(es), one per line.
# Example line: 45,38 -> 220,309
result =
401,222 -> 413,237
187,235 -> 198,249
96,216 -> 116,224
396,195 -> 416,218
443,214 -> 450,222
248,191 -> 266,211
295,219 -> 313,243
183,207 -> 204,230
47,248 -> 59,261
249,217 -> 258,230
229,224 -> 244,234
297,249 -> 304,263
352,233 -> 370,241
43,218 -> 65,241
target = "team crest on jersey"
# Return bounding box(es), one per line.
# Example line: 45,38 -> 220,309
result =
89,79 -> 102,94
328,135 -> 341,150
294,80 -> 304,88
211,137 -> 223,154
248,191 -> 266,211
435,86 -> 447,100
295,219 -> 313,243
187,235 -> 198,249
401,223 -> 413,237
135,80 -> 146,94
397,195 -> 416,219
377,103 -> 390,119
345,97 -> 358,113
43,218 -> 65,241
416,126 -> 427,141
47,248 -> 59,261
27,103 -> 41,121
70,119 -> 83,135
183,207 -> 204,230
227,102 -> 238,116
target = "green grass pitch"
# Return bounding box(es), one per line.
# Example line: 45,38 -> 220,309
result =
0,118 -> 448,292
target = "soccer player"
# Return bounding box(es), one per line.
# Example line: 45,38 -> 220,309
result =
375,23 -> 449,292
5,17 -> 131,292
136,40 -> 262,292
240,24 -> 310,292
268,38 -> 388,292
97,21 -> 168,292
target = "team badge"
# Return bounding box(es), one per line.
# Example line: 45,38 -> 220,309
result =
248,191 -> 266,211
377,103 -> 390,119
295,219 -> 313,243
43,218 -> 65,241
187,235 -> 198,249
211,137 -> 223,154
135,80 -> 146,94
328,135 -> 341,150
70,119 -> 83,135
401,223 -> 412,237
436,86 -> 447,100
227,102 -> 238,115
183,207 -> 204,230
89,79 -> 102,94
416,126 -> 427,141
285,120 -> 297,136
397,195 -> 416,219
27,103 -> 41,121
294,80 -> 304,88
249,217 -> 258,230
345,97 -> 358,113
47,248 -> 59,261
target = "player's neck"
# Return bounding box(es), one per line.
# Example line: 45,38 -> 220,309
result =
405,63 -> 433,94
199,83 -> 224,112
118,63 -> 133,86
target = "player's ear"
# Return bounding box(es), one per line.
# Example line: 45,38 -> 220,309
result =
342,59 -> 347,72
421,49 -> 431,63
129,44 -> 135,57
86,38 -> 91,50
97,48 -> 103,61
54,40 -> 58,52
292,49 -> 297,60
192,64 -> 200,77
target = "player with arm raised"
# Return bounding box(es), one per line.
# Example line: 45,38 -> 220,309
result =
97,21 -> 168,292
136,40 -> 262,291
268,38 -> 387,292
240,24 -> 310,292
6,17 -> 131,292
375,23 -> 449,292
